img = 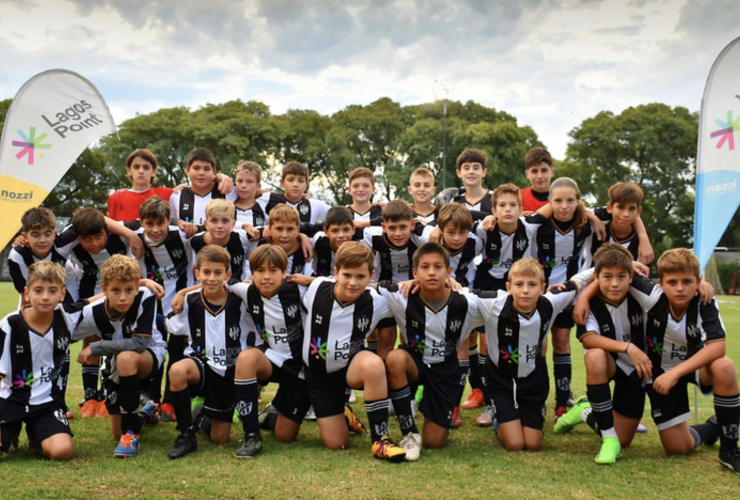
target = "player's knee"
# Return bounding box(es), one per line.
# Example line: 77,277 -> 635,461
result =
322,436 -> 347,450
385,350 -> 405,374
710,357 -> 737,385
116,350 -> 138,370
44,442 -> 73,461
502,437 -> 525,452
524,437 -> 542,451
584,349 -> 608,372
168,361 -> 189,381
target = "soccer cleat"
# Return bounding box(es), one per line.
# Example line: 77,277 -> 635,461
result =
140,401 -> 159,425
399,432 -> 422,462
462,388 -> 484,409
595,436 -> 622,464
305,406 -> 317,421
258,404 -> 279,430
113,431 -> 139,458
553,396 -> 590,434
235,432 -> 263,459
372,436 -> 406,462
344,404 -> 367,434
168,432 -> 198,460
476,404 -> 496,427
451,406 -> 462,428
79,399 -> 99,418
159,403 -> 177,422
554,405 -> 568,422
65,411 -> 74,420
95,400 -> 109,418
415,385 -> 424,406
719,448 -> 740,474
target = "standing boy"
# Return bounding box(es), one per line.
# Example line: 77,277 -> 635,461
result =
520,147 -> 554,214
454,148 -> 492,213
311,206 -> 356,278
280,161 -> 330,224
408,167 -> 438,224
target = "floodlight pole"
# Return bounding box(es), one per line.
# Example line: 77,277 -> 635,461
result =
442,98 -> 447,191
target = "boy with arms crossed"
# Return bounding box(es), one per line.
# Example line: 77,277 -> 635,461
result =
73,255 -> 166,457
0,262 -> 77,460
165,246 -> 251,459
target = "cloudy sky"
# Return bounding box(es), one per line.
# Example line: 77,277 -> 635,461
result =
1,0 -> 738,158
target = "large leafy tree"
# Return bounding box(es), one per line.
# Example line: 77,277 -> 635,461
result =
559,103 -> 698,254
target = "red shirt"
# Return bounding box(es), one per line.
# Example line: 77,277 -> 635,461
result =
107,187 -> 174,222
520,187 -> 549,213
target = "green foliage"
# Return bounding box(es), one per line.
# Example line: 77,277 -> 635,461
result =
716,259 -> 740,293
561,103 -> 698,256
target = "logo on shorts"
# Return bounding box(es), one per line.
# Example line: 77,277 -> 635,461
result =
286,304 -> 299,319
54,408 -> 69,426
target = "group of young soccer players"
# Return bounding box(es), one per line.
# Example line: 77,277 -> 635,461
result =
0,144 -> 738,475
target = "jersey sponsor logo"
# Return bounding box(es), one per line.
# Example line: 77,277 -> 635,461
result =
499,345 -> 521,364
357,316 -> 370,332
227,324 -> 241,341
251,305 -> 261,316
314,314 -> 323,325
258,326 -> 270,344
15,344 -> 24,354
601,323 -> 611,334
411,320 -> 419,329
408,334 -> 426,355
286,304 -> 299,319
13,369 -> 36,389
194,327 -> 203,339
504,327 -> 514,337
668,344 -> 688,361
310,337 -> 328,360
182,203 -> 190,212
647,336 -> 664,355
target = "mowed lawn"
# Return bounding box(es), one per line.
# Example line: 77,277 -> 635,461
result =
0,282 -> 738,499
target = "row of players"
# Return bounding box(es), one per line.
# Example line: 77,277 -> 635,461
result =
0,146 -> 737,473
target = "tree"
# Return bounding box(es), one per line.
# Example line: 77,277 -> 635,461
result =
560,103 -> 698,255
43,148 -> 116,216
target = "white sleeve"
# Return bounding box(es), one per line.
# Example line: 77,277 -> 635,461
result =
0,320 -> 10,378
629,274 -> 663,310
227,282 -> 250,302
71,305 -> 101,341
544,287 -> 578,317
169,192 -> 180,220
166,296 -> 191,337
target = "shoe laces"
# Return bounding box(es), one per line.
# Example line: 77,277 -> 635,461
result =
119,433 -> 137,448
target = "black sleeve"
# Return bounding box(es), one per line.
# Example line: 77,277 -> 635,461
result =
593,206 -> 611,222
525,213 -> 548,224
469,289 -> 501,299
370,216 -> 382,227
469,210 -> 488,222
299,221 -> 323,238
7,259 -> 25,294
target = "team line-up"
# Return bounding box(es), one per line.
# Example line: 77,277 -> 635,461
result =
0,146 -> 738,474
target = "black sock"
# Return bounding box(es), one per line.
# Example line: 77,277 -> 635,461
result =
390,385 -> 419,435
586,383 -> 614,436
457,359 -> 469,404
172,388 -> 193,433
118,374 -> 143,435
148,363 -> 164,403
365,398 -> 390,442
715,393 -> 740,453
468,346 -> 481,391
691,418 -> 720,447
235,378 -> 260,435
585,410 -> 599,434
82,365 -> 99,401
479,354 -> 493,405
163,335 -> 186,404
553,354 -> 572,408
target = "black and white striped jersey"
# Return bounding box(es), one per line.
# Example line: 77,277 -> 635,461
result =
527,214 -> 594,286
454,190 -> 493,213
301,278 -> 391,374
310,232 -> 336,278
55,227 -> 131,299
229,281 -> 304,377
72,288 -> 166,368
472,283 -> 581,379
169,186 -> 238,226
361,226 -> 427,283
285,197 -> 330,224
0,305 -> 80,405
167,289 -> 251,377
132,225 -> 194,315
7,246 -> 79,304
378,284 -> 479,364
190,230 -> 256,283
473,218 -> 538,290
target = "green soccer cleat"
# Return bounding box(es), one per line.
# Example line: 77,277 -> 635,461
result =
595,436 -> 622,464
553,396 -> 590,434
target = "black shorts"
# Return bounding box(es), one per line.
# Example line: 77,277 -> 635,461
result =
103,348 -> 160,415
611,367 -> 646,420
265,362 -> 311,424
376,316 -> 398,330
647,370 -> 712,431
0,399 -> 72,453
402,345 -> 462,429
189,357 -> 236,423
486,360 -> 549,430
552,306 -> 575,329
305,365 -> 351,419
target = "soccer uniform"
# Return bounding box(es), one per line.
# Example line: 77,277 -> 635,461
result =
190,230 -> 255,283
454,190 -> 493,213
169,186 -> 238,225
590,207 -> 640,259
471,282 -> 581,429
310,232 -> 337,278
230,281 -> 310,422
108,187 -> 174,222
285,197 -> 330,224
7,246 -> 79,305
167,289 -> 251,422
413,207 -> 438,225
473,218 -> 538,291
348,205 -> 382,239
235,192 -> 285,227
520,187 -> 549,213
0,305 -> 81,452
379,284 -> 479,428
301,278 -> 391,418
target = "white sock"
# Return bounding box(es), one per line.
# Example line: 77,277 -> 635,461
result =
601,427 -> 618,439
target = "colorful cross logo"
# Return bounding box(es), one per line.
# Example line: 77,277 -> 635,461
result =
12,126 -> 51,165
710,110 -> 740,151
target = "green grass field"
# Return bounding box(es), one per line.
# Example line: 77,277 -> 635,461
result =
0,282 -> 738,499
